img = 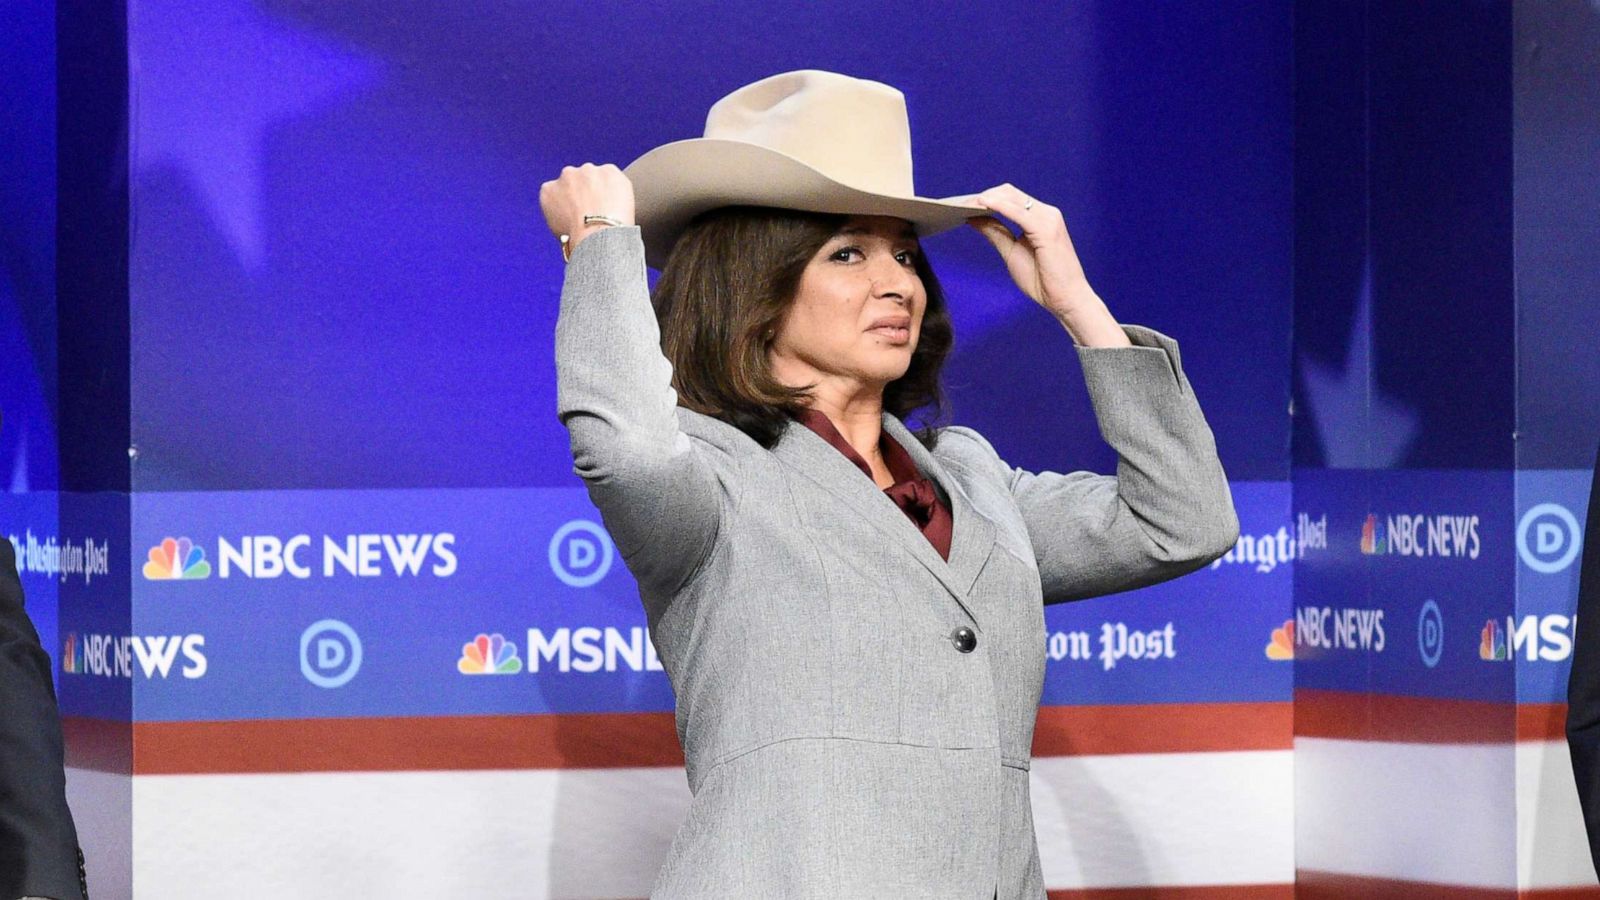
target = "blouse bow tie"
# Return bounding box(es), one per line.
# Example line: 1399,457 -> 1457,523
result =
885,476 -> 939,527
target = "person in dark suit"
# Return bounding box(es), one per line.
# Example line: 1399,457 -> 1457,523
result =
1567,439 -> 1600,876
0,536 -> 87,900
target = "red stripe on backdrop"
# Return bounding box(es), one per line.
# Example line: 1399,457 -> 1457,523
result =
545,890 -> 1299,900
1294,689 -> 1517,744
1521,702 -> 1569,742
131,712 -> 685,775
92,700 -> 1572,775
487,892 -> 1297,900
1046,886 -> 1292,899
62,716 -> 133,774
1297,871 -> 1600,898
1031,702 -> 1292,756
126,702 -> 1291,775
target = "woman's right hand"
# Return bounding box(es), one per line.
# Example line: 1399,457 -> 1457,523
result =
539,163 -> 636,257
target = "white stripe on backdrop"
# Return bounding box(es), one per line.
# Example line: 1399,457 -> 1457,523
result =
1295,738 -> 1519,889
1519,740 -> 1600,891
104,751 -> 1293,899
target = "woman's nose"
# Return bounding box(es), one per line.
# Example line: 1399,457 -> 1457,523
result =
870,256 -> 917,302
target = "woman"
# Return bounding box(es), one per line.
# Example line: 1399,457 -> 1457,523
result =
541,70 -> 1238,899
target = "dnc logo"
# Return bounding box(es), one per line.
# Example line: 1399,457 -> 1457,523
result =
458,633 -> 523,675
143,537 -> 211,580
1518,503 -> 1583,574
548,520 -> 615,588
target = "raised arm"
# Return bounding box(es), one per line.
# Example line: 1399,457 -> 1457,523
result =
948,325 -> 1238,603
960,184 -> 1239,602
543,165 -> 731,599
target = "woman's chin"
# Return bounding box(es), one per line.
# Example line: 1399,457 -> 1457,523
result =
825,348 -> 915,392
864,363 -> 914,388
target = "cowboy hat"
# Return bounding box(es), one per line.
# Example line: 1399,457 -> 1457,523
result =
624,69 -> 986,269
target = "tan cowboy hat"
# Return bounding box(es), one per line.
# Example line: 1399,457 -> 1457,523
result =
624,69 -> 986,269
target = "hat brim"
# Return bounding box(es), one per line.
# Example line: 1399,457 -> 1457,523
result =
623,138 -> 986,270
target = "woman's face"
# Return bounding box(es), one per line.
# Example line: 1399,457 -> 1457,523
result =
769,215 -> 925,395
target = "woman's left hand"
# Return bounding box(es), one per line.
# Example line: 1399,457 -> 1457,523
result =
968,184 -> 1130,347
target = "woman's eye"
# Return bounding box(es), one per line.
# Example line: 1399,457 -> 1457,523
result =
828,245 -> 917,265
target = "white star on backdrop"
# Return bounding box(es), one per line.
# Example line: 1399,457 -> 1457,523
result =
1298,259 -> 1418,468
130,0 -> 383,268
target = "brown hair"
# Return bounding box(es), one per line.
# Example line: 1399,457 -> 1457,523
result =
651,206 -> 953,449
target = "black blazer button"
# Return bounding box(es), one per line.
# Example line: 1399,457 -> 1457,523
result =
950,626 -> 977,653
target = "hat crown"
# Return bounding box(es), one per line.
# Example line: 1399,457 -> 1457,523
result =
703,70 -> 916,198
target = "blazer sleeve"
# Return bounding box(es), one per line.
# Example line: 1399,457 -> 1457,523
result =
1565,440 -> 1600,877
554,225 -> 736,598
0,539 -> 87,900
948,323 -> 1239,605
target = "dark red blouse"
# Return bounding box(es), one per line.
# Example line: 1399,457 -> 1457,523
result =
792,409 -> 953,560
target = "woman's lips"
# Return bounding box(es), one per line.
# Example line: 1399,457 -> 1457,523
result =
867,317 -> 912,345
867,324 -> 911,344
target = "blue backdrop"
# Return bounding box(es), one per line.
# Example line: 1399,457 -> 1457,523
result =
3,0 -> 1593,763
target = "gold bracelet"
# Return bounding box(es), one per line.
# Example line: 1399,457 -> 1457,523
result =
561,215 -> 625,262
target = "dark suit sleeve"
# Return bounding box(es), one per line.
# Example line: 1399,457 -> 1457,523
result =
1567,440 -> 1600,878
0,538 -> 87,900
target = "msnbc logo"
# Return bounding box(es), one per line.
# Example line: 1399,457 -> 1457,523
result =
1266,620 -> 1294,660
1480,619 -> 1508,661
1478,614 -> 1574,662
143,537 -> 211,580
458,633 -> 523,675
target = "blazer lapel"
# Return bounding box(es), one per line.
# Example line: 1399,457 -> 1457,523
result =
772,417 -> 994,628
881,416 -> 996,604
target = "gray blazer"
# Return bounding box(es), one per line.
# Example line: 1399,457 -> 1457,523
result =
555,225 -> 1239,899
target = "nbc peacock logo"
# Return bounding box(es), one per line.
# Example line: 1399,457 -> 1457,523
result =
1265,620 -> 1294,660
1360,515 -> 1387,555
457,633 -> 523,675
1480,619 -> 1508,661
143,537 -> 212,580
62,632 -> 80,673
